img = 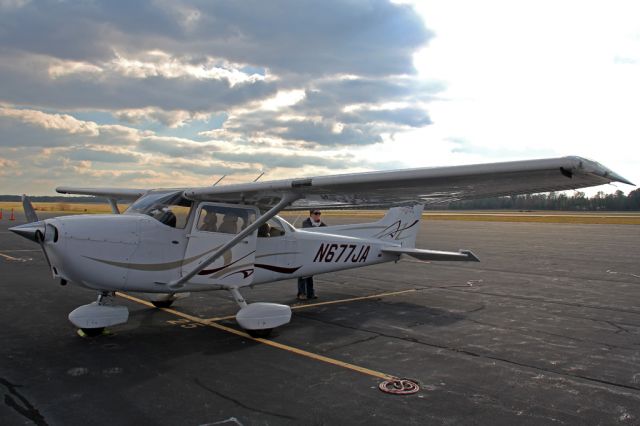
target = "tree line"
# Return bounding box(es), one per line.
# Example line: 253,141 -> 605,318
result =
445,188 -> 640,211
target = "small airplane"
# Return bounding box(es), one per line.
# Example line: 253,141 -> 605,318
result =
9,156 -> 634,337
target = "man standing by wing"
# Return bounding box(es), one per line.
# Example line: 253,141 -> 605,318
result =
297,209 -> 326,300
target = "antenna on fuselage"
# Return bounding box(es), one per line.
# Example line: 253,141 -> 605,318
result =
253,171 -> 265,182
212,175 -> 226,186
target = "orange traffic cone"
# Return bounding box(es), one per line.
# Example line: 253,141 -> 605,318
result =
9,208 -> 15,221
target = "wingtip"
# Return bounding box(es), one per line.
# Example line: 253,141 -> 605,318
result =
607,171 -> 635,186
579,157 -> 635,186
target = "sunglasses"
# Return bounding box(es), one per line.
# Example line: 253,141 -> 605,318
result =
312,211 -> 321,215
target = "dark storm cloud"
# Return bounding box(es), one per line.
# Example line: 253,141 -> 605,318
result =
213,151 -> 357,170
276,121 -> 382,146
0,0 -> 438,192
0,114 -> 89,147
137,137 -> 219,158
64,148 -> 139,163
0,110 -> 139,148
217,76 -> 441,146
0,0 -> 431,77
343,107 -> 432,127
301,78 -> 444,112
0,54 -> 277,113
159,160 -> 255,177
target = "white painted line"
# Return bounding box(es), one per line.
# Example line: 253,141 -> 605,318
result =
0,253 -> 33,262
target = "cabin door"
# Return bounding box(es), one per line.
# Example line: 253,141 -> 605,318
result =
181,203 -> 258,287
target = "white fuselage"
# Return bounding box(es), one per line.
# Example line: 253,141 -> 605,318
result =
39,209 -> 405,294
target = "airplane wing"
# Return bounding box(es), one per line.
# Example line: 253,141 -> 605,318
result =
55,156 -> 633,209
183,156 -> 634,209
56,187 -> 148,201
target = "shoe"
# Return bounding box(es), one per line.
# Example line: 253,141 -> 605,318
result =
297,294 -> 307,300
308,295 -> 318,299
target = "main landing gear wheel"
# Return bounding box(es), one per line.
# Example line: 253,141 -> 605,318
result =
80,327 -> 105,337
151,300 -> 174,308
246,328 -> 273,338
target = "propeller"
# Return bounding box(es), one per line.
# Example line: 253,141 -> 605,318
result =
9,195 -> 53,270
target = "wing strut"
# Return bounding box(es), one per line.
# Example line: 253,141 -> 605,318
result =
166,192 -> 302,290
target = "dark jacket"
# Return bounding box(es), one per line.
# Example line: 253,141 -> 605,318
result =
302,217 -> 326,228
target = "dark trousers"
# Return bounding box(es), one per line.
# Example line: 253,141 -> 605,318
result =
297,276 -> 315,297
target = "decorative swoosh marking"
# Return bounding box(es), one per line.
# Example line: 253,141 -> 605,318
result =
255,264 -> 301,274
222,269 -> 255,280
198,250 -> 255,276
373,220 -> 419,240
84,244 -> 224,271
255,251 -> 300,259
331,225 -> 386,231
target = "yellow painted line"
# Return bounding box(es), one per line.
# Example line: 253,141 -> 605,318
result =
290,288 -> 417,311
115,291 -> 395,381
202,313 -> 237,322
116,292 -> 205,323
202,288 -> 418,322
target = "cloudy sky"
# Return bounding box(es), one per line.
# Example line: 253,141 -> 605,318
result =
0,0 -> 638,196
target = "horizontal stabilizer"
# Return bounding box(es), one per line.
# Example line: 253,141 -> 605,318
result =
382,247 -> 480,262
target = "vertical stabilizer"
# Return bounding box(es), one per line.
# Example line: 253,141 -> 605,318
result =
370,204 -> 424,248
22,194 -> 39,223
319,204 -> 424,248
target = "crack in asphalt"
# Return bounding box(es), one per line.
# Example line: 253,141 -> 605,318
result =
323,271 -> 640,318
294,314 -> 640,395
1,378 -> 48,426
605,321 -> 631,334
419,261 -> 640,286
434,286 -> 640,316
194,378 -> 296,421
462,317 -> 639,351
321,335 -> 380,352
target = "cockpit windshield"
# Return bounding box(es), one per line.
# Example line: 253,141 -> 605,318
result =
124,191 -> 193,228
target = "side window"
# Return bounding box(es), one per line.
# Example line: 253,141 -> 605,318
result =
196,205 -> 256,235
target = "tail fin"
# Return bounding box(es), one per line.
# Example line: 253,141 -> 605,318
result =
370,204 -> 423,248
22,194 -> 39,223
322,204 -> 424,248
